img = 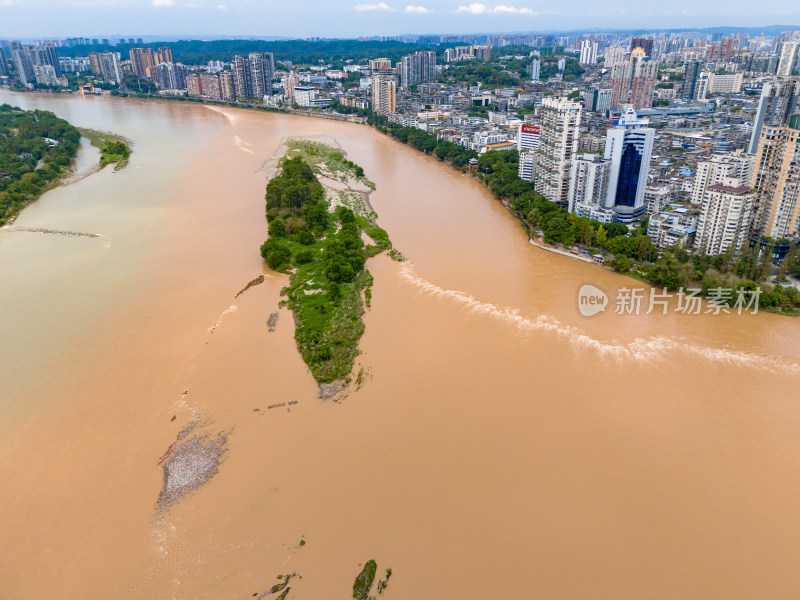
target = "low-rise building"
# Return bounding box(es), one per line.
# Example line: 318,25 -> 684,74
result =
647,207 -> 697,248
644,186 -> 675,214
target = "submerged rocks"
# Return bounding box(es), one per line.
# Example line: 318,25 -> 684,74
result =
319,379 -> 347,400
5,226 -> 101,238
235,275 -> 265,299
156,431 -> 228,511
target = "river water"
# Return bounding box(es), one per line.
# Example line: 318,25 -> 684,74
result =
1,91 -> 799,599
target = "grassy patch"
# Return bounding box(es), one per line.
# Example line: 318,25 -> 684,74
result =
353,560 -> 377,600
285,139 -> 376,190
78,127 -> 131,170
287,264 -> 372,383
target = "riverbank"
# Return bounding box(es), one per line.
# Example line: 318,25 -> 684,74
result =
360,114 -> 800,315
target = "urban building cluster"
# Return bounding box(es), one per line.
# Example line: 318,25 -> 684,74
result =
3,28 -> 800,261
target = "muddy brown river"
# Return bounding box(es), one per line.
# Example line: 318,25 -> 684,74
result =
1,91 -> 799,599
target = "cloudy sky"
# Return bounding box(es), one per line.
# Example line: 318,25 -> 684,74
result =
1,0 -> 798,38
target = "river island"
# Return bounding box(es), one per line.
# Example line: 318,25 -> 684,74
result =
261,138 -> 402,397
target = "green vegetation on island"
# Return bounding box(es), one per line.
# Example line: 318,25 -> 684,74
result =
352,560 -> 391,599
0,104 -> 81,226
352,560 -> 377,600
260,140 -> 397,387
77,127 -> 131,170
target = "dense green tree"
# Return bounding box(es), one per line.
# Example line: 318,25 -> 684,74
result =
0,105 -> 81,225
595,224 -> 608,246
260,239 -> 292,270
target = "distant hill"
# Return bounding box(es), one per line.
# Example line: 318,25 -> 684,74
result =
56,39 -> 444,66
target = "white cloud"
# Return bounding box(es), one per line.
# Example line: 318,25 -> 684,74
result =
355,2 -> 394,10
152,0 -> 176,6
217,3 -> 227,8
404,4 -> 431,12
456,3 -> 536,14
494,4 -> 535,13
0,0 -> 12,6
457,2 -> 487,12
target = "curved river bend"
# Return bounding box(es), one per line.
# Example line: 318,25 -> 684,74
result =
1,91 -> 800,599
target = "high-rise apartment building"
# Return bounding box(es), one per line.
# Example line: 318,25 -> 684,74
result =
750,55 -> 780,75
186,74 -> 202,97
534,97 -> 582,205
154,47 -> 173,64
518,152 -> 535,182
588,88 -> 612,113
748,79 -> 800,153
9,41 -> 35,86
703,71 -> 744,95
777,41 -> 799,77
230,53 -> 274,99
129,47 -> 155,77
399,50 -> 436,89
220,70 -> 235,101
96,52 -> 122,84
578,39 -> 598,65
603,107 -> 654,221
28,43 -> 62,78
604,45 -> 627,68
530,58 -> 540,82
369,58 -> 393,74
88,52 -> 103,77
284,70 -> 299,104
32,65 -> 60,86
232,55 -> 251,99
156,62 -> 187,90
472,45 -> 491,61
444,47 -> 469,62
371,73 -> 396,115
0,48 -> 7,78
201,73 -> 223,98
692,151 -> 753,204
249,52 -> 273,98
750,118 -> 800,239
630,37 -> 654,57
443,45 -> 491,62
681,60 -> 702,99
610,57 -> 658,110
693,181 -> 756,255
517,123 -> 540,152
568,154 -> 611,219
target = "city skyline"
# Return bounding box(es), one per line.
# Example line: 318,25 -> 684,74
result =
1,0 -> 800,39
